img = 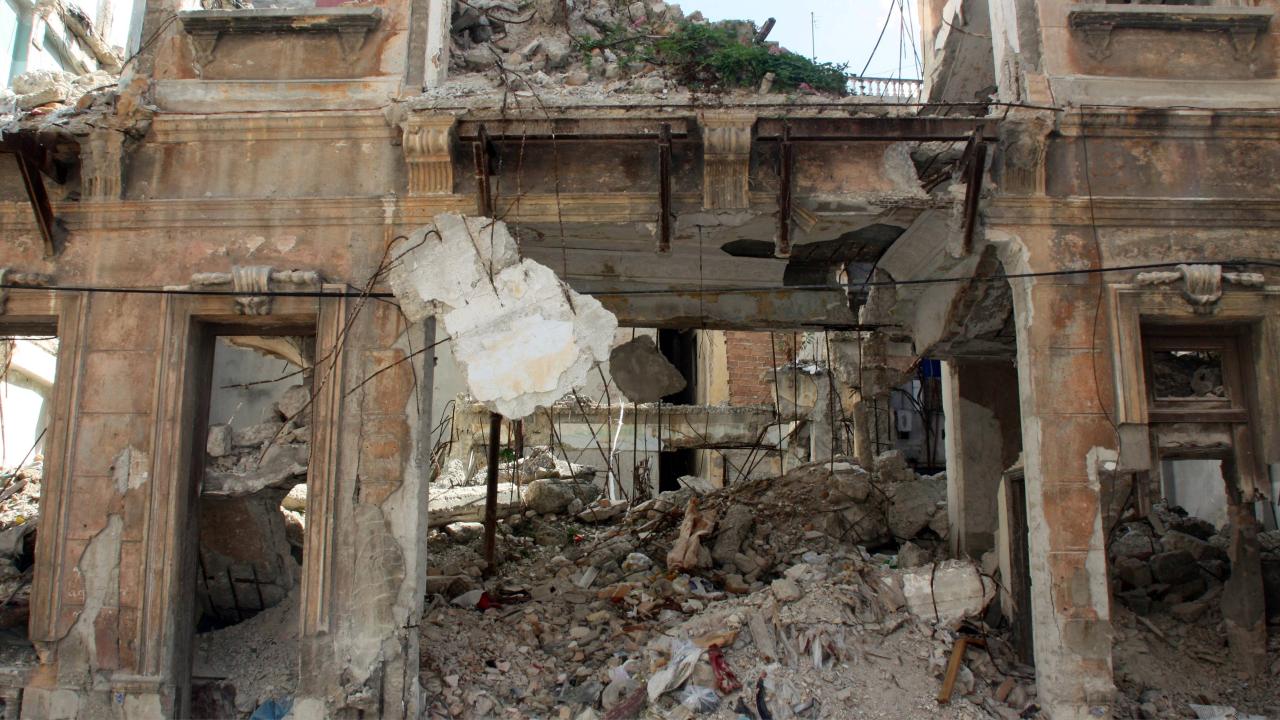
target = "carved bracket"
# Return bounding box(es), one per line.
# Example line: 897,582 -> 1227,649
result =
185,266 -> 322,316
401,114 -> 457,196
700,112 -> 755,211
997,113 -> 1053,196
1068,5 -> 1273,62
1134,263 -> 1265,314
79,127 -> 125,201
0,268 -> 53,314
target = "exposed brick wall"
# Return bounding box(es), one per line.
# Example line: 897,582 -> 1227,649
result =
725,331 -> 794,406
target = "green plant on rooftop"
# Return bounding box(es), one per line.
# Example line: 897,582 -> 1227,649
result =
576,20 -> 849,95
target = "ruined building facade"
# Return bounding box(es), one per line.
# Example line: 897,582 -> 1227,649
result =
0,0 -> 1276,717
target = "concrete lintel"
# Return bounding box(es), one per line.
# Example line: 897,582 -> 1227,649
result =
590,287 -> 864,331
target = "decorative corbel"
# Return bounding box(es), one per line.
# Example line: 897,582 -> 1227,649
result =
185,266 -> 322,316
401,114 -> 457,196
700,112 -> 755,210
996,113 -> 1052,196
0,268 -> 54,314
1079,23 -> 1114,60
1134,263 -> 1264,314
79,127 -> 125,201
1229,26 -> 1261,62
187,31 -> 219,74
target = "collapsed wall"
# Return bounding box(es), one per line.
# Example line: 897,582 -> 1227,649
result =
389,213 -> 618,420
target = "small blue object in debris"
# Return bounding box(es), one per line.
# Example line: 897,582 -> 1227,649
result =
250,697 -> 293,720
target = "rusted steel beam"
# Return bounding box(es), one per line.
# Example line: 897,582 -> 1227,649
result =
959,126 -> 988,254
590,287 -> 877,331
456,116 -> 997,143
472,123 -> 494,216
457,117 -> 694,141
756,116 -> 1000,142
1,138 -> 66,257
483,411 -> 502,575
776,123 -> 793,258
657,123 -> 672,254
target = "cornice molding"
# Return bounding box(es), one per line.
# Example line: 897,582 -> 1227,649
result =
987,196 -> 1280,228
147,111 -> 395,143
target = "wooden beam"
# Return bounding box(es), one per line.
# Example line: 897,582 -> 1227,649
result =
1,138 -> 66,257
657,123 -> 672,254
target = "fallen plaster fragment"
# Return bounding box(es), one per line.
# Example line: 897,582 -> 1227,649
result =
609,335 -> 686,403
389,214 -> 617,419
890,560 -> 995,628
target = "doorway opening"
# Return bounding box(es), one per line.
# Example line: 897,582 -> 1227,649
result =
190,333 -> 314,718
0,331 -> 57,679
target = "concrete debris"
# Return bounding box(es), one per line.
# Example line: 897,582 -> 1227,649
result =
608,335 -> 687,403
389,214 -> 618,419
1110,501 -> 1278,620
0,462 -> 41,639
421,456 -> 1026,720
1108,502 -> 1280,718
193,589 -> 299,717
195,385 -> 310,630
889,560 -> 996,628
525,478 -> 603,516
438,447 -> 598,488
5,69 -> 115,111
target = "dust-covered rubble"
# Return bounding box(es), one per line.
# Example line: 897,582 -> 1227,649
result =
421,456 -> 1028,720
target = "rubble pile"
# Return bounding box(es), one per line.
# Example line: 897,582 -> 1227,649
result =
1111,605 -> 1280,719
1,69 -> 116,113
1109,502 -> 1280,623
421,455 -> 1029,720
0,462 -> 42,646
1107,502 -> 1280,719
438,0 -> 849,100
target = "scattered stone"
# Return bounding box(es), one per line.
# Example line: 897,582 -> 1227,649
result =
207,424 -> 233,458
770,577 -> 802,603
525,478 -> 601,515
1149,550 -> 1200,586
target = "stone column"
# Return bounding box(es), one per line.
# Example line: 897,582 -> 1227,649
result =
1220,455 -> 1268,675
295,300 -> 432,720
1011,279 -> 1117,719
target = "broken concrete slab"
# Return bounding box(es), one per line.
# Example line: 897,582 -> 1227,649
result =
202,444 -> 308,497
608,334 -> 686,403
524,478 -> 601,515
389,214 -> 618,418
889,560 -> 995,627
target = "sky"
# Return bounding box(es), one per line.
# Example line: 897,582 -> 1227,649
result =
683,0 -> 923,80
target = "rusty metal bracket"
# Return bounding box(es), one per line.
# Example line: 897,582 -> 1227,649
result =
472,123 -> 497,216
1,136 -> 67,258
657,123 -> 672,254
776,123 -> 794,258
959,125 -> 988,255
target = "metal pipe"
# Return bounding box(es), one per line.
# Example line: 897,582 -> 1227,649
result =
483,411 -> 502,575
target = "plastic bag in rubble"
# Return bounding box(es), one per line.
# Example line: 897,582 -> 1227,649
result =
678,685 -> 720,713
647,638 -> 703,702
249,697 -> 292,720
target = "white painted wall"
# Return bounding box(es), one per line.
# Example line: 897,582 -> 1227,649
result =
1162,459 -> 1227,529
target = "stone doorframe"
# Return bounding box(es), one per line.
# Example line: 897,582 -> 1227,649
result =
12,290 -> 85,660
1107,284 -> 1280,481
1106,282 -> 1279,673
88,287 -> 347,711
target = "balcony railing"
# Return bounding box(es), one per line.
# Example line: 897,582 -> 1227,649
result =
848,76 -> 924,101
